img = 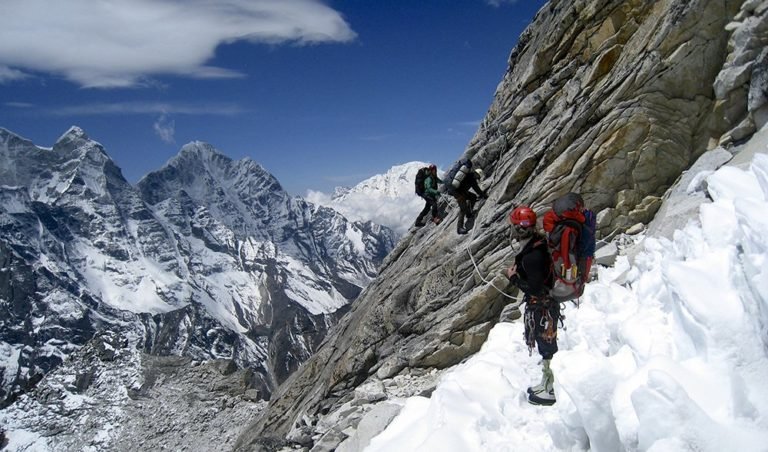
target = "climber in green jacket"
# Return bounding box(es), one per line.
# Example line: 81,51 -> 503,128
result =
414,164 -> 443,227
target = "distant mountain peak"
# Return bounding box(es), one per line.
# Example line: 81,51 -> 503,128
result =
139,141 -> 285,213
170,141 -> 268,177
59,125 -> 88,141
174,140 -> 230,168
309,160 -> 428,235
179,140 -> 221,156
0,127 -> 35,152
331,186 -> 351,200
54,126 -> 89,149
0,127 -> 23,140
334,161 -> 427,201
52,125 -> 110,162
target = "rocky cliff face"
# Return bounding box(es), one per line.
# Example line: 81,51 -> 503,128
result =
0,127 -> 397,412
237,0 -> 768,449
470,0 -> 766,231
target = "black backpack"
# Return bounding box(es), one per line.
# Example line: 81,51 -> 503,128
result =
414,167 -> 429,196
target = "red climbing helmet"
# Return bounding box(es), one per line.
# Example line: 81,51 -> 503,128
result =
428,164 -> 437,172
509,206 -> 536,228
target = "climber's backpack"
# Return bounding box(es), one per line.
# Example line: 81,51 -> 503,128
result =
445,158 -> 471,194
542,192 -> 597,302
414,167 -> 429,196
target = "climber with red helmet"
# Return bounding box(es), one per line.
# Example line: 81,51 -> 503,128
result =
505,205 -> 558,406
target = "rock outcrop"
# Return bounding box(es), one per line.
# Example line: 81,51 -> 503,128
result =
0,329 -> 266,451
236,0 -> 768,449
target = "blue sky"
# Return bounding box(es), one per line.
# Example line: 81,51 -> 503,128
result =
0,0 -> 546,196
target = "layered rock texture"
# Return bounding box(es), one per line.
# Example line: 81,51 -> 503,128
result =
237,0 -> 768,449
0,127 -> 396,415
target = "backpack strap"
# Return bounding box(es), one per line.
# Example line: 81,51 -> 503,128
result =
551,219 -> 580,268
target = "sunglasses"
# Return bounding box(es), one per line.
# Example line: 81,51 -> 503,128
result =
512,224 -> 533,234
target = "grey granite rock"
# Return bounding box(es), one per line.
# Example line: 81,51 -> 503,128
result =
236,1 -> 768,451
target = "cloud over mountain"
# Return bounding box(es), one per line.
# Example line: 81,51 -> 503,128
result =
306,162 -> 429,236
0,0 -> 356,88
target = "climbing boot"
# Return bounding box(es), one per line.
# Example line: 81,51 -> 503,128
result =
528,360 -> 556,406
528,384 -> 556,406
457,227 -> 468,235
526,359 -> 551,395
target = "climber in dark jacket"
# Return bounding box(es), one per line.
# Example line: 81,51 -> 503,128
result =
414,164 -> 442,227
452,162 -> 487,234
505,205 -> 558,406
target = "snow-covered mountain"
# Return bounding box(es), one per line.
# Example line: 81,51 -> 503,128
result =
306,161 -> 430,235
0,126 -> 397,410
332,162 -> 427,200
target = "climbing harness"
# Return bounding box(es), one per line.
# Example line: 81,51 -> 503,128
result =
522,296 -> 558,356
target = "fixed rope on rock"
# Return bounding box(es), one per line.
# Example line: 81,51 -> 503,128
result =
463,125 -> 519,301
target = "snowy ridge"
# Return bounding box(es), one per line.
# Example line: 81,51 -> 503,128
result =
365,152 -> 768,451
333,162 -> 428,200
0,127 -> 397,409
307,161 -> 430,235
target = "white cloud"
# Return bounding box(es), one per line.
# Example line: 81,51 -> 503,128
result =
43,101 -> 244,116
305,190 -> 333,207
485,0 -> 520,6
306,162 -> 430,236
308,189 -> 423,236
0,0 -> 356,88
153,114 -> 176,144
0,65 -> 29,83
4,101 -> 34,108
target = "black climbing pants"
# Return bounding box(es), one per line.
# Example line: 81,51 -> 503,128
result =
454,191 -> 477,229
523,295 -> 560,360
415,194 -> 439,224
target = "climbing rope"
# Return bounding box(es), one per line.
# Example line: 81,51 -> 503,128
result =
596,227 -> 621,246
462,127 -> 520,301
459,123 -> 617,302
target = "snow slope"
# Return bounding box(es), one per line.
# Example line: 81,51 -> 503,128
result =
366,151 -> 768,450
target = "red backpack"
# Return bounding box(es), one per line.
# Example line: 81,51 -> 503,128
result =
543,193 -> 596,302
